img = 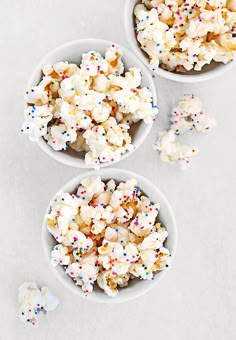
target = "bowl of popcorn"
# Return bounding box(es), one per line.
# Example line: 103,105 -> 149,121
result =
21,39 -> 158,168
42,169 -> 177,303
125,0 -> 236,82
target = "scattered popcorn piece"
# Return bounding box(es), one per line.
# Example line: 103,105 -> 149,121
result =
22,45 -> 157,167
18,282 -> 59,325
154,130 -> 199,169
170,94 -> 216,135
154,95 -> 216,169
47,176 -> 170,296
134,1 -> 236,72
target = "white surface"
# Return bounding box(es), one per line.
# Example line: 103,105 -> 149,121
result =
42,169 -> 177,303
25,38 -> 156,168
0,0 -> 235,339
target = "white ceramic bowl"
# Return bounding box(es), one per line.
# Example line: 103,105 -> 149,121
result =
124,0 -> 236,83
25,39 -> 157,168
42,168 -> 177,303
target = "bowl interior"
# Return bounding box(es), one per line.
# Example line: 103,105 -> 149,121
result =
27,39 -> 156,167
42,169 -> 177,303
125,0 -> 236,82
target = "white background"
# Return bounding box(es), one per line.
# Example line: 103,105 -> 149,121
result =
0,0 -> 235,339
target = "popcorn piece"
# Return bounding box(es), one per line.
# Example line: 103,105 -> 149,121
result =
83,118 -> 133,167
47,177 -> 170,297
45,123 -> 77,151
154,130 -> 199,169
42,61 -> 79,80
129,205 -> 159,237
105,226 -> 130,245
105,46 -> 124,75
69,131 -> 89,152
51,244 -> 71,267
18,282 -> 59,325
170,95 -> 216,134
21,105 -> 53,141
47,193 -> 79,242
67,252 -> 99,293
80,204 -> 115,226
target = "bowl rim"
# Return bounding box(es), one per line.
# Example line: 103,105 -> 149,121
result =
41,168 -> 178,303
24,38 -> 157,168
124,0 -> 236,83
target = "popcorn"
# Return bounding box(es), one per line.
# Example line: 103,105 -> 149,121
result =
18,282 -> 59,325
170,94 -> 216,135
154,95 -> 216,169
97,270 -> 123,297
154,130 -> 199,169
42,61 -> 79,79
22,46 -> 157,166
129,208 -> 159,237
45,123 -> 77,151
47,176 -> 170,296
134,1 -> 236,72
83,118 -> 133,167
21,105 -> 53,141
105,46 -> 124,75
67,252 -> 99,293
51,244 -> 71,266
47,193 -> 79,242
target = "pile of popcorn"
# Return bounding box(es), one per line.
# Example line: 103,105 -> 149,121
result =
18,282 -> 59,325
134,0 -> 236,72
154,94 -> 216,168
47,176 -> 170,297
22,45 -> 158,167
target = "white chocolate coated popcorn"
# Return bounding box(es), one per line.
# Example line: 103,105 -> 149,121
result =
134,1 -> 236,72
170,94 -> 216,134
22,46 -> 157,167
18,282 -> 59,325
51,244 -> 71,266
47,176 -> 170,296
154,95 -> 216,169
21,105 -> 53,141
154,130 -> 199,169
